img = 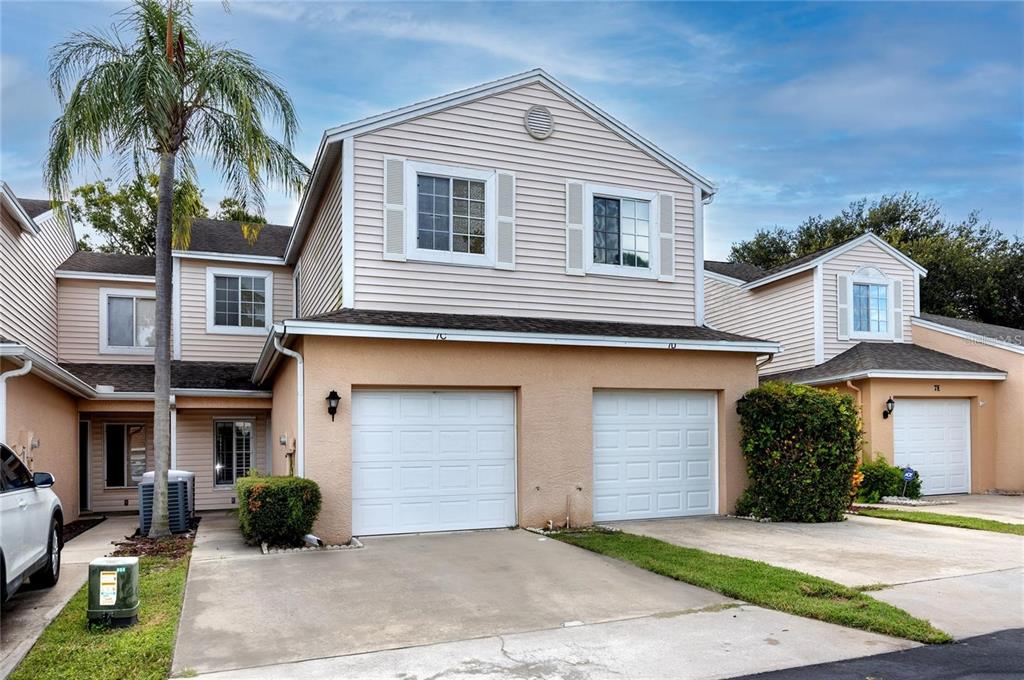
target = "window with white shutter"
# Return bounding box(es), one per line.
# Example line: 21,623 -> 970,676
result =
579,182 -> 662,280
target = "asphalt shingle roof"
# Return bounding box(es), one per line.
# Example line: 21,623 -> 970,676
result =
16,198 -> 52,218
59,362 -> 260,393
184,218 -> 291,258
704,260 -> 767,283
919,314 -> 1022,348
57,251 -> 156,276
300,308 -> 772,345
764,342 -> 1004,384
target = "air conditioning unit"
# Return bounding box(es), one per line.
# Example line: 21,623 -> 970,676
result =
138,470 -> 195,534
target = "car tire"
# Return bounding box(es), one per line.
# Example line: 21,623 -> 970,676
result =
30,517 -> 61,588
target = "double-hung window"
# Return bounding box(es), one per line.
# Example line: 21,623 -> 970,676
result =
104,423 -> 146,488
405,161 -> 495,266
849,267 -> 892,339
583,184 -> 660,278
214,420 -> 253,486
206,267 -> 273,334
101,289 -> 155,354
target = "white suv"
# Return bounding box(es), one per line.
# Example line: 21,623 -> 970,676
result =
1,443 -> 63,603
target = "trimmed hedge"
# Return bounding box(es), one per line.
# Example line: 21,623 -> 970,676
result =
857,458 -> 922,503
735,382 -> 861,522
236,475 -> 322,546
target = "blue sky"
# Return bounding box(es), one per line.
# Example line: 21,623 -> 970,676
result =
2,1 -> 1021,258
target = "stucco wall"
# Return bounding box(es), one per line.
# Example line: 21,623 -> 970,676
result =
269,350 -> 298,477
912,323 -> 1023,491
295,336 -> 759,543
3,362 -> 80,523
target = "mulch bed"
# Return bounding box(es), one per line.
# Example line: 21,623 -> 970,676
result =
111,517 -> 201,559
62,516 -> 106,543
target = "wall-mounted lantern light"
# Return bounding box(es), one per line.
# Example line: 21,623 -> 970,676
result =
882,397 -> 895,419
325,390 -> 341,421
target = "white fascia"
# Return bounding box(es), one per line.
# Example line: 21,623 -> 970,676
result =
55,271 -> 155,284
793,369 -> 1007,386
173,250 -> 285,266
704,270 -> 746,287
341,137 -> 355,308
911,317 -> 1024,356
0,182 -> 40,234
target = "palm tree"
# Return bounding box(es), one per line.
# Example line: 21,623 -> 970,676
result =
46,0 -> 307,536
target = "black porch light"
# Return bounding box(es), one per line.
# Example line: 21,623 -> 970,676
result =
882,397 -> 895,419
326,390 -> 341,421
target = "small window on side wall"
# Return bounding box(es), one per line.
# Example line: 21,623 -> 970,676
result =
206,267 -> 274,335
101,289 -> 155,354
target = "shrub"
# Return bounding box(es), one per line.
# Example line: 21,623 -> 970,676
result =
856,458 -> 922,503
735,381 -> 861,522
236,475 -> 322,546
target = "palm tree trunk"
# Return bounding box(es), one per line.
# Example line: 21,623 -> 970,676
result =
149,150 -> 176,538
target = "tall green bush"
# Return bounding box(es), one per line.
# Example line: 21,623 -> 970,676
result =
735,382 -> 862,522
857,458 -> 922,502
236,475 -> 322,546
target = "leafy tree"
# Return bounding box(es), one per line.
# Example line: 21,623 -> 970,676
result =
68,174 -> 206,255
46,0 -> 307,536
213,196 -> 264,224
729,194 -> 1023,328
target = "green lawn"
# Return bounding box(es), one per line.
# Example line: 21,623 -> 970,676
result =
555,530 -> 951,644
851,508 -> 1024,536
9,556 -> 190,680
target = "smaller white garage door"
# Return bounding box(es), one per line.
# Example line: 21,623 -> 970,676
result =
352,390 -> 516,535
893,398 -> 970,495
593,390 -> 717,521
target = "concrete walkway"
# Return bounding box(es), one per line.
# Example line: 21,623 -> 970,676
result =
858,494 -> 1024,523
0,515 -> 137,678
175,517 -> 916,679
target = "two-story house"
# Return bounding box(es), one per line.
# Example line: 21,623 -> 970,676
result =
704,233 -> 1022,496
3,70 -> 780,543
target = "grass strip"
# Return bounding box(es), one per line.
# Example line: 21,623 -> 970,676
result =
9,556 -> 189,680
850,508 -> 1024,536
555,530 -> 951,644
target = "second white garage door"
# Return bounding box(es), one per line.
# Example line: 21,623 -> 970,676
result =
893,398 -> 970,495
593,390 -> 717,522
352,390 -> 516,535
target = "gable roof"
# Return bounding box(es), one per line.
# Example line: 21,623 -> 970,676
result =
1,181 -> 42,234
179,218 -> 291,259
57,251 -> 156,277
17,197 -> 51,219
763,342 -> 1006,385
914,314 -> 1023,353
704,260 -> 766,283
286,68 -> 716,262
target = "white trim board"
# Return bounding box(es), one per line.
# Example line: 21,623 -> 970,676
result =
173,251 -> 285,265
912,317 -> 1024,356
704,270 -> 746,287
1,181 -> 41,234
787,369 -> 1007,386
55,271 -> 155,284
340,137 -> 355,308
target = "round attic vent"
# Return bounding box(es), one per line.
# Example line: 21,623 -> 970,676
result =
524,105 -> 554,140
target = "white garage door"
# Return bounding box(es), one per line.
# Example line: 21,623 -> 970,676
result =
593,390 -> 717,522
352,390 -> 516,535
893,398 -> 970,495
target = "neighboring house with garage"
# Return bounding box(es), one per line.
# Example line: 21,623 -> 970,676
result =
704,233 -> 1020,496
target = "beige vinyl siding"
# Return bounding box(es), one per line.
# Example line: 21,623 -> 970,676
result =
822,241 -> 916,361
351,82 -> 699,324
705,272 -> 816,374
0,207 -> 76,360
178,258 -> 292,362
297,162 -> 342,317
175,410 -> 269,511
58,279 -> 156,363
86,414 -> 155,512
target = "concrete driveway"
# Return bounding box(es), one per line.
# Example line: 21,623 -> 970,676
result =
616,515 -> 1024,639
174,515 -> 915,678
859,493 -> 1024,523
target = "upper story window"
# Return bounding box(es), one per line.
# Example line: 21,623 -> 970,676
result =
583,183 -> 661,279
205,267 -> 274,335
404,161 -> 495,267
100,288 -> 155,354
849,266 -> 894,340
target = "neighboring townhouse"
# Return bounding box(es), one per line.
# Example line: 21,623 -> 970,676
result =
704,233 -> 1020,495
256,69 -> 777,543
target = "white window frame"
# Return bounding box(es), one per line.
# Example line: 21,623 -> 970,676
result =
205,266 -> 274,335
404,160 -> 497,268
213,418 -> 255,488
99,287 -> 156,355
849,267 -> 894,341
583,183 -> 660,280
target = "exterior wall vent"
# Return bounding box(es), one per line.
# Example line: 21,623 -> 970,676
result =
524,105 -> 554,140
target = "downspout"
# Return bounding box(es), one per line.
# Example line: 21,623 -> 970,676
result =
0,360 -> 32,443
756,354 -> 774,371
273,336 -> 304,478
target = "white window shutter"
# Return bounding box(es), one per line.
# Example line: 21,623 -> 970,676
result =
383,157 -> 406,261
495,171 -> 516,270
565,181 -> 585,276
657,193 -> 675,282
892,279 -> 904,342
837,274 -> 850,340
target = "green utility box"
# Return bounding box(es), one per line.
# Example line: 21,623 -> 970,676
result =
87,557 -> 140,627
